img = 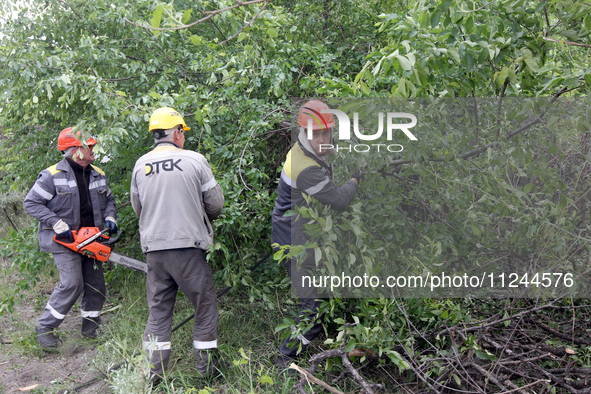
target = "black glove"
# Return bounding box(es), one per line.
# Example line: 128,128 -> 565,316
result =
351,172 -> 363,185
105,220 -> 118,235
55,230 -> 74,243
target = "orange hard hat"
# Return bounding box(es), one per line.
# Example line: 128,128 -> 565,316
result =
297,100 -> 336,130
57,127 -> 98,151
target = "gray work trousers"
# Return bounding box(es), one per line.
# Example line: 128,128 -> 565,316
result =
143,248 -> 218,374
38,250 -> 106,329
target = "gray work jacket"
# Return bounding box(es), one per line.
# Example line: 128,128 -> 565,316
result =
23,158 -> 117,253
130,144 -> 224,253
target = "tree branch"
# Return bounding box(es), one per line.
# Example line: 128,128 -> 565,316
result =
385,86 -> 575,171
220,0 -> 272,44
543,36 -> 591,49
123,0 -> 270,32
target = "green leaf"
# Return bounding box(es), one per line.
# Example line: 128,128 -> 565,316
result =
181,9 -> 192,24
190,35 -> 204,46
465,17 -> 474,34
475,350 -> 497,361
430,10 -> 442,27
273,250 -> 285,261
524,56 -> 537,72
396,55 -> 412,71
344,340 -> 357,352
314,247 -> 322,264
151,5 -> 165,29
523,183 -> 533,193
559,193 -> 568,209
239,347 -> 250,360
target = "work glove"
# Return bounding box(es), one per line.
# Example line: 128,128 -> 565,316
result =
351,171 -> 363,185
53,219 -> 74,243
104,217 -> 118,235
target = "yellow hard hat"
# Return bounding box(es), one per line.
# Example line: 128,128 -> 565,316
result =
149,107 -> 190,132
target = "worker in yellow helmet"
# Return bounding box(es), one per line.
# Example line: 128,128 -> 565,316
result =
131,107 -> 225,380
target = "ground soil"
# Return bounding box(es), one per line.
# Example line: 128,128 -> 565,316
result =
0,278 -> 112,393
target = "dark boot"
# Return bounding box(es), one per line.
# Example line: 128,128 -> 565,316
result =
279,336 -> 308,358
36,325 -> 58,348
149,349 -> 171,380
81,316 -> 101,338
195,349 -> 224,378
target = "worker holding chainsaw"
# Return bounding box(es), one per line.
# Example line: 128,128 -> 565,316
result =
23,127 -> 118,347
130,107 -> 225,380
271,100 -> 361,369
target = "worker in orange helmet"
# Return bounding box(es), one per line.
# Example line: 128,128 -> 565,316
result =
271,100 -> 361,370
23,127 -> 117,347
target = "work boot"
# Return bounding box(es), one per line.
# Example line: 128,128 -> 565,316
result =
195,349 -> 225,378
149,349 -> 170,379
81,316 -> 101,338
36,325 -> 58,348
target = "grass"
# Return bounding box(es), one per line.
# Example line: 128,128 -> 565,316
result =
97,276 -> 306,393
0,209 -> 364,393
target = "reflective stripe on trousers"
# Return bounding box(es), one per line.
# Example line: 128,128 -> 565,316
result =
38,250 -> 105,328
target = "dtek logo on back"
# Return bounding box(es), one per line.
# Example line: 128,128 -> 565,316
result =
145,159 -> 183,176
303,107 -> 417,153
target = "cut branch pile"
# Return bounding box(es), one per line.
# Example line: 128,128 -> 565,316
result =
290,298 -> 591,393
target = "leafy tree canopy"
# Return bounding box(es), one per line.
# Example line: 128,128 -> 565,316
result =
1,0 -> 591,390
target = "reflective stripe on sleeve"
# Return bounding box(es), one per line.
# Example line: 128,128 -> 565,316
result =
303,177 -> 330,196
280,169 -> 293,187
143,341 -> 172,351
33,184 -> 54,200
46,303 -> 66,320
201,178 -> 218,192
193,339 -> 217,349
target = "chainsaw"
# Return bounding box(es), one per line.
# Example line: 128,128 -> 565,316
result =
53,227 -> 147,273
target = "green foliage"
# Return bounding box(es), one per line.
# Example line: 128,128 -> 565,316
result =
0,223 -> 54,314
1,0 -> 590,390
349,0 -> 590,97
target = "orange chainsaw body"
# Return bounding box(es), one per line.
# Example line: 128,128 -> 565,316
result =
53,227 -> 112,262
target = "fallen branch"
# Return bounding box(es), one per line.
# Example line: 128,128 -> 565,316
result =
435,298 -> 562,338
531,314 -> 591,346
289,363 -> 344,394
341,351 -> 379,394
466,362 -> 508,391
503,379 -> 550,394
